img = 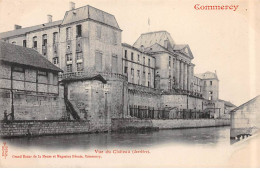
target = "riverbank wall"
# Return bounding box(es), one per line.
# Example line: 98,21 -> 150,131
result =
0,120 -> 109,138
111,118 -> 230,131
0,118 -> 230,138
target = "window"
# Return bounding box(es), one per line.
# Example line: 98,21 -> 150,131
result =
42,34 -> 47,46
131,68 -> 134,75
23,40 -> 26,47
76,25 -> 82,37
96,26 -> 101,39
131,68 -> 134,82
33,36 -> 37,48
124,50 -> 127,59
209,91 -> 213,94
76,52 -> 83,60
210,81 -> 212,85
53,32 -> 58,44
148,73 -> 151,80
209,96 -> 212,100
95,51 -> 102,72
66,64 -> 72,72
137,70 -> 140,77
38,70 -> 47,76
169,56 -> 171,68
137,70 -> 140,85
77,63 -> 83,71
131,52 -> 134,61
143,56 -> 145,65
66,54 -> 72,62
124,66 -> 128,74
148,58 -> 151,67
112,55 -> 118,73
42,34 -> 47,56
138,55 -> 140,62
148,81 -> 150,87
11,41 -> 16,45
53,57 -> 59,64
66,27 -> 71,40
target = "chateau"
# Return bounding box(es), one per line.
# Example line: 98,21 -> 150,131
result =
0,2 -> 235,126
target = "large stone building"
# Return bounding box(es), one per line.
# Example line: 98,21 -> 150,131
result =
0,2 -> 229,122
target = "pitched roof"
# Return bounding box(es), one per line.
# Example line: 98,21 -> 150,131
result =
195,71 -> 219,80
133,31 -> 175,49
61,5 -> 120,30
0,41 -> 62,72
0,20 -> 62,39
231,95 -> 260,113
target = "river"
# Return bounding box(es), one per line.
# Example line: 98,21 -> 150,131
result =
4,126 -> 232,150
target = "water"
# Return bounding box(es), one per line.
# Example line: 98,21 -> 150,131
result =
4,126 -> 231,150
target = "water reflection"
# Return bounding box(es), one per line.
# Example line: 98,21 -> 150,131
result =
4,126 -> 230,150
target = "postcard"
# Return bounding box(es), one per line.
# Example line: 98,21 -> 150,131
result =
0,0 -> 259,168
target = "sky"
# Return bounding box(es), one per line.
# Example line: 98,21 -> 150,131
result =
0,0 -> 259,106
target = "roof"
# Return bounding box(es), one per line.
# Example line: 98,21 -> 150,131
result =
61,74 -> 107,84
0,20 -> 62,39
61,5 -> 120,29
231,95 -> 260,113
195,71 -> 219,80
133,31 -> 175,49
0,41 -> 62,72
0,5 -> 120,39
218,99 -> 237,108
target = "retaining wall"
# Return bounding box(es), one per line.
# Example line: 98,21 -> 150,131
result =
112,118 -> 230,131
0,120 -> 110,138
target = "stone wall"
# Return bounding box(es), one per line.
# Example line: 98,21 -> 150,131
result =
162,94 -> 203,110
0,120 -> 109,138
0,87 -> 66,120
111,118 -> 230,131
230,96 -> 260,138
152,119 -> 230,129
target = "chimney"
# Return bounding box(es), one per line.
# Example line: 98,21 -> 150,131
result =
69,2 -> 75,10
14,25 -> 22,30
47,15 -> 52,23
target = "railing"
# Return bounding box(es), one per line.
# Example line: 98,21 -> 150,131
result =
129,107 -> 212,120
162,88 -> 203,98
128,83 -> 159,94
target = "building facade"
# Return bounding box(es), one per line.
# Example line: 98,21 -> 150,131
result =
122,43 -> 155,88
